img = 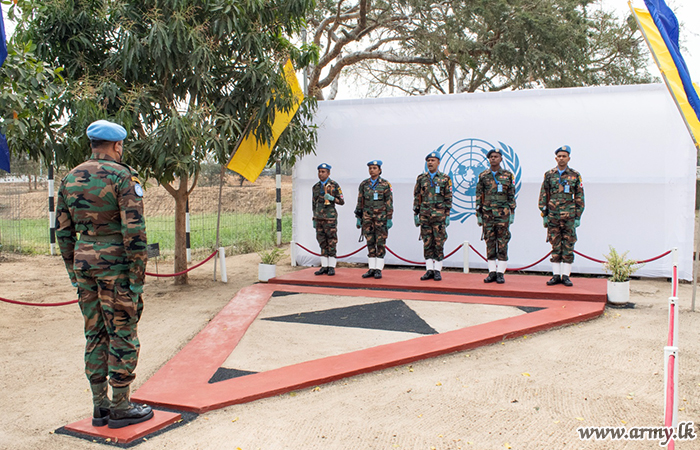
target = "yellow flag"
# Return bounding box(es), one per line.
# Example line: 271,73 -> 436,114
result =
227,60 -> 304,182
631,5 -> 700,149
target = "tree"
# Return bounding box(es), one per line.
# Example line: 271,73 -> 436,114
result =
13,0 -> 318,284
306,0 -> 654,99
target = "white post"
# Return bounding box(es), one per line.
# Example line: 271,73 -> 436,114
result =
218,247 -> 227,283
463,241 -> 469,273
672,247 -> 678,298
290,240 -> 297,266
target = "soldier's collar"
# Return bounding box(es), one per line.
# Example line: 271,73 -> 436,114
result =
90,152 -> 119,163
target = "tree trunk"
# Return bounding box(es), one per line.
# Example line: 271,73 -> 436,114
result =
164,174 -> 190,285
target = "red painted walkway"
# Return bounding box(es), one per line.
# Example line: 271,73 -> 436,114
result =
64,268 -> 607,443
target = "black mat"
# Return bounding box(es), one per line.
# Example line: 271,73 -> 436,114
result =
517,306 -> 546,313
262,299 -> 438,335
208,367 -> 257,384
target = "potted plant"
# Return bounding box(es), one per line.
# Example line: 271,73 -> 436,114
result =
602,246 -> 642,305
258,246 -> 284,282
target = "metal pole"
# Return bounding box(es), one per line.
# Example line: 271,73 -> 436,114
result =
276,160 -> 282,246
48,164 -> 56,255
185,199 -> 191,263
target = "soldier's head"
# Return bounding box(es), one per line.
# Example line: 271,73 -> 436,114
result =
87,120 -> 127,161
486,149 -> 502,169
425,151 -> 440,173
317,163 -> 331,182
554,145 -> 571,169
367,160 -> 382,178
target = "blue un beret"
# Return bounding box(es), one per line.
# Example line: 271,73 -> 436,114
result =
425,151 -> 441,161
317,163 -> 332,170
486,149 -> 502,157
555,145 -> 571,155
86,120 -> 127,142
367,160 -> 383,167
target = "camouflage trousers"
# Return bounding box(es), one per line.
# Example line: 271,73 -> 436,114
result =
362,218 -> 388,258
75,270 -> 143,388
315,219 -> 338,257
547,217 -> 577,263
483,220 -> 511,261
420,216 -> 447,261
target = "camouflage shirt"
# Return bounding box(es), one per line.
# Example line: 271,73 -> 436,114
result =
354,177 -> 393,221
538,167 -> 585,220
55,152 -> 147,292
476,168 -> 516,222
413,171 -> 453,220
312,179 -> 345,221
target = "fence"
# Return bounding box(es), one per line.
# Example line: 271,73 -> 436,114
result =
0,171 -> 292,257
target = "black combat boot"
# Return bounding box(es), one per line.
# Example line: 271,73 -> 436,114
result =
373,270 -> 382,279
433,271 -> 442,281
484,272 -> 497,283
108,386 -> 154,429
314,266 -> 328,276
561,275 -> 573,287
496,272 -> 505,284
420,270 -> 434,280
362,269 -> 375,278
546,275 -> 562,286
327,267 -> 335,276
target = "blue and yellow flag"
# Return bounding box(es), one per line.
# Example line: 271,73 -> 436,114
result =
631,0 -> 700,149
226,60 -> 304,182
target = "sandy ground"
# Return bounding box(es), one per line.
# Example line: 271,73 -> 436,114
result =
1,252 -> 699,450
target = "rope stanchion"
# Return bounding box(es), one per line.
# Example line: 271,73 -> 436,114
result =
145,250 -> 218,278
0,297 -> 79,307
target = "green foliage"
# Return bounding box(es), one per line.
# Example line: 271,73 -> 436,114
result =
257,246 -> 284,265
603,245 -> 642,283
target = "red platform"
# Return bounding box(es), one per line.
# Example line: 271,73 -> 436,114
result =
130,269 -> 606,414
62,410 -> 181,444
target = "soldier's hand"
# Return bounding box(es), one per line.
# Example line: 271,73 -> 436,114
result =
387,219 -> 393,229
445,217 -> 450,227
543,216 -> 548,228
324,193 -> 335,202
356,218 -> 361,229
477,215 -> 482,226
574,219 -> 581,228
414,215 -> 420,227
509,214 -> 514,225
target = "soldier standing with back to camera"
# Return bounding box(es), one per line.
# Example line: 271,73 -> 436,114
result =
476,148 -> 516,284
413,151 -> 453,281
355,160 -> 393,279
312,163 -> 345,275
55,119 -> 153,429
538,145 -> 585,287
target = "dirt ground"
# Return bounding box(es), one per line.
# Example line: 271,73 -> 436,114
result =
1,253 -> 700,450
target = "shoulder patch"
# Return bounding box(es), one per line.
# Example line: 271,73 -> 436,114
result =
134,183 -> 144,197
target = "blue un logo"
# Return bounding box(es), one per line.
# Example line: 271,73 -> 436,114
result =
434,139 -> 522,223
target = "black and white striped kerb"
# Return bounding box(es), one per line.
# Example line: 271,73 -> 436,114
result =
48,165 -> 56,255
186,199 -> 191,262
276,161 -> 282,245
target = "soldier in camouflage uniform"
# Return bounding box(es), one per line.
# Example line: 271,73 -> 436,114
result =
413,151 -> 453,281
538,145 -> 585,287
56,120 -> 153,429
355,160 -> 393,279
476,149 -> 516,284
312,163 -> 345,275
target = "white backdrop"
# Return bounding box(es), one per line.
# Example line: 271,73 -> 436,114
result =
292,84 -> 697,280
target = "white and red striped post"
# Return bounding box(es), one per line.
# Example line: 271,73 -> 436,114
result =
185,199 -> 192,263
663,247 -> 679,449
48,165 -> 56,255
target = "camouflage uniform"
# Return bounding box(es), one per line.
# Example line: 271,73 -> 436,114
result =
56,152 -> 147,389
413,171 -> 453,261
476,168 -> 516,261
312,179 -> 344,257
538,167 -> 585,263
355,177 -> 393,258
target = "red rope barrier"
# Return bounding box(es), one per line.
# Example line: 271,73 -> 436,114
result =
468,244 -> 487,262
145,250 -> 218,277
294,242 -> 367,259
572,250 -> 606,264
635,250 -> 671,264
0,296 -> 79,307
444,244 -> 464,259
385,246 -> 423,265
507,252 -> 552,272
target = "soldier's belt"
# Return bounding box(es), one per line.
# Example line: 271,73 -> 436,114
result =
79,234 -> 124,244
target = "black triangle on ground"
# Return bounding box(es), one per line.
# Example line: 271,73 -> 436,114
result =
208,367 -> 257,384
262,299 -> 438,335
517,306 -> 546,313
271,291 -> 300,297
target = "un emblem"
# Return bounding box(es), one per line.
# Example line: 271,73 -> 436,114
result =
435,139 -> 522,223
